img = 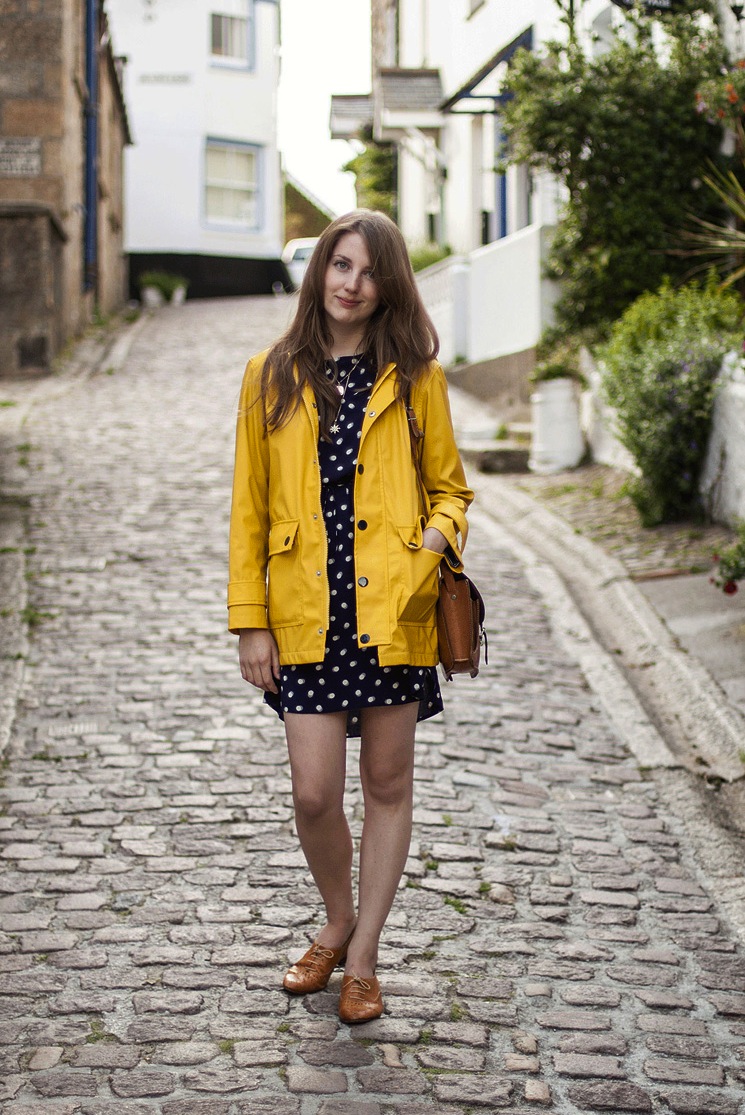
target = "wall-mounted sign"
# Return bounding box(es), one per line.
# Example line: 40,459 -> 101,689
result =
611,0 -> 689,10
139,73 -> 192,84
0,138 -> 41,177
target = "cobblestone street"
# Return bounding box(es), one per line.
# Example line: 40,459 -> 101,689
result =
1,296 -> 744,1114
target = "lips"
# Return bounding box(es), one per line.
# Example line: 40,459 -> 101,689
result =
337,297 -> 360,308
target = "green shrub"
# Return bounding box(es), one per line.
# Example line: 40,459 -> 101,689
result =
599,276 -> 744,526
408,243 -> 452,273
138,271 -> 189,300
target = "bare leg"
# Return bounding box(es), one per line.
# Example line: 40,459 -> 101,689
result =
285,711 -> 357,947
345,702 -> 418,977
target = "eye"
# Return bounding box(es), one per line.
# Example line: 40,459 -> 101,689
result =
333,258 -> 349,270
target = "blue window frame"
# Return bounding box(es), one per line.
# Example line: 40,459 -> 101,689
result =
205,138 -> 262,230
210,1 -> 255,70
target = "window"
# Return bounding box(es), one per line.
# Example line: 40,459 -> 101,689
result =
211,14 -> 246,58
210,2 -> 254,67
205,140 -> 260,227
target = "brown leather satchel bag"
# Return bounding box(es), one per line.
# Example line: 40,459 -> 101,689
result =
437,562 -> 486,680
405,399 -> 487,681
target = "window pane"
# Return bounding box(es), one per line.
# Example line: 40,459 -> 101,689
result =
206,143 -> 258,225
211,13 -> 247,59
206,147 -> 229,179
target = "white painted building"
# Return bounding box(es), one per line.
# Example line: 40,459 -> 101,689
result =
333,1 -> 739,371
107,0 -> 285,297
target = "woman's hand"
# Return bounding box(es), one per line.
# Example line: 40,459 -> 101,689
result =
421,526 -> 448,554
238,629 -> 280,693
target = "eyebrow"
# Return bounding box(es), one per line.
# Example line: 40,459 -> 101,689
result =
333,252 -> 372,268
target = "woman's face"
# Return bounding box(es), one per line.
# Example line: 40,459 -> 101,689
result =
323,231 -> 381,338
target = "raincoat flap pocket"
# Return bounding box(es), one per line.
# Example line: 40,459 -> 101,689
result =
268,519 -> 299,557
397,519 -> 427,550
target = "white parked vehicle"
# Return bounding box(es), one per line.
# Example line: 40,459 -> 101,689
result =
282,237 -> 319,289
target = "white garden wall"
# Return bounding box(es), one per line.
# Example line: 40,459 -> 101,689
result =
467,225 -> 558,364
415,256 -> 469,368
700,362 -> 745,525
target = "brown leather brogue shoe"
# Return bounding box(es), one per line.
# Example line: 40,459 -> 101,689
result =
338,973 -> 384,1023
283,930 -> 354,995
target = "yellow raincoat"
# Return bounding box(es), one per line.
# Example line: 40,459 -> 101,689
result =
228,351 -> 473,666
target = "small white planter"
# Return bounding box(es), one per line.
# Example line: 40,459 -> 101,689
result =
171,285 -> 187,306
529,377 -> 585,474
141,286 -> 164,309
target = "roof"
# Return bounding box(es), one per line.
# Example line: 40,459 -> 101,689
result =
378,68 -> 443,114
284,172 -> 336,221
439,28 -> 532,113
329,94 -> 374,139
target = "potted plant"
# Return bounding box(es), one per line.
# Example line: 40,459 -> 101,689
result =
138,271 -> 190,308
528,349 -> 586,474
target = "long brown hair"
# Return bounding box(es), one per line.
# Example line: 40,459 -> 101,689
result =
263,209 -> 439,438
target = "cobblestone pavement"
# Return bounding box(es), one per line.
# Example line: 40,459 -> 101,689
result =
0,297 -> 744,1115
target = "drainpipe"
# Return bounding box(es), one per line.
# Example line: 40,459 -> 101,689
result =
84,0 -> 98,292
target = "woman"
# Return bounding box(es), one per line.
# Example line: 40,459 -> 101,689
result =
228,210 -> 473,1023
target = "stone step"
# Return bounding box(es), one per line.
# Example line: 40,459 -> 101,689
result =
458,440 -> 531,474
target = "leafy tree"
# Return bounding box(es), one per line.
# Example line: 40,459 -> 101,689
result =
342,126 -> 397,219
501,3 -> 728,338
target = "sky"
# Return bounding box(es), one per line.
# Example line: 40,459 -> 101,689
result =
277,0 -> 372,218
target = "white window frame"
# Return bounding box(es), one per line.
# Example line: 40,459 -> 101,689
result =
209,2 -> 255,70
204,139 -> 262,230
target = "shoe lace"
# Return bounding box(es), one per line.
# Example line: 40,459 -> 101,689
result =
300,944 -> 336,973
345,975 -> 373,1000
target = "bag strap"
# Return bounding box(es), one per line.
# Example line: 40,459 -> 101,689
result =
405,395 -> 430,516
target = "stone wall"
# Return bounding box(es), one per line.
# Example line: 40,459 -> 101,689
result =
0,203 -> 66,375
0,0 -> 129,376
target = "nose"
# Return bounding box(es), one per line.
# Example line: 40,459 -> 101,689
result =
343,269 -> 362,293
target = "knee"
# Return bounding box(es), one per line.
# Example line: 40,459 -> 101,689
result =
362,763 -> 413,809
292,784 -> 338,824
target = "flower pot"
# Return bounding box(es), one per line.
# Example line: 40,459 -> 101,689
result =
529,377 -> 585,474
171,285 -> 187,306
141,285 -> 164,309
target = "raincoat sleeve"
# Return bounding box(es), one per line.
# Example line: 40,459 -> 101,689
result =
415,362 -> 474,566
227,354 -> 271,632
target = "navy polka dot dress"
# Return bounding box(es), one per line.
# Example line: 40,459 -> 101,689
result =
264,355 -> 443,737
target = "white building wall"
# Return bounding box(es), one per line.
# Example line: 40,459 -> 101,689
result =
399,148 -> 430,244
443,114 -> 475,253
107,0 -> 282,260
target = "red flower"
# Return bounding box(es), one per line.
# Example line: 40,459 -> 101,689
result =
723,580 -> 739,595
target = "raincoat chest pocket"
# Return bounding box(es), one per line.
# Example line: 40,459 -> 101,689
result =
397,524 -> 442,626
267,519 -> 302,628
